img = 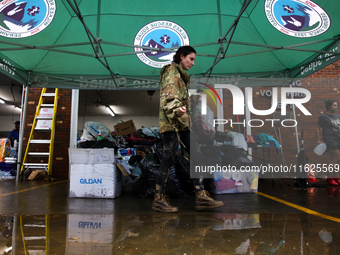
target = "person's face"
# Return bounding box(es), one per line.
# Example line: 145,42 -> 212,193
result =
15,123 -> 19,130
179,53 -> 196,71
330,102 -> 338,113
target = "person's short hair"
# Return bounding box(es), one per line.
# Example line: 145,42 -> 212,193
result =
325,99 -> 337,110
14,121 -> 20,125
173,46 -> 196,64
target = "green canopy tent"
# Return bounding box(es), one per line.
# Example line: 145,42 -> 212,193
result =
0,0 -> 339,89
0,0 -> 338,180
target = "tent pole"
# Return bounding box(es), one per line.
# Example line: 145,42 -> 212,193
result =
291,86 -> 300,154
96,0 -> 101,53
216,88 -> 224,133
245,87 -> 252,161
69,90 -> 79,149
217,0 -> 222,36
220,0 -> 252,40
69,89 -> 79,180
96,0 -> 101,38
286,70 -> 300,154
16,74 -> 30,181
216,0 -> 224,56
0,36 -> 336,56
204,0 -> 224,84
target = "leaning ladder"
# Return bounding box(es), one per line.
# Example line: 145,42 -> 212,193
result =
20,88 -> 59,180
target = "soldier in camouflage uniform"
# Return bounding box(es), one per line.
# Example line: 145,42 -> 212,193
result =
152,46 -> 224,213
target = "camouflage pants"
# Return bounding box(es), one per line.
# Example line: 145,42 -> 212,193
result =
155,131 -> 204,195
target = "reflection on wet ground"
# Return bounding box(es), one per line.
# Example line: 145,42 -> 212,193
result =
1,212 -> 340,254
1,179 -> 340,254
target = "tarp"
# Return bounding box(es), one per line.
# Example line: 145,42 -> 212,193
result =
0,0 -> 339,89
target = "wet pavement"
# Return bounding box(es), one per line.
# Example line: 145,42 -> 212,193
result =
1,179 -> 340,254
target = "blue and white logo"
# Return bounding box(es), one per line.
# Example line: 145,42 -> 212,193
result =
265,0 -> 330,37
0,0 -> 56,38
80,179 -> 102,184
134,20 -> 190,68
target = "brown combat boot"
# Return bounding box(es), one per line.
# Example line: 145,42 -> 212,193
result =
152,194 -> 179,213
195,190 -> 224,210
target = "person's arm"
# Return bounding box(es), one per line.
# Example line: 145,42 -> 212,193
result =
316,125 -> 323,143
7,131 -> 13,147
160,67 -> 185,120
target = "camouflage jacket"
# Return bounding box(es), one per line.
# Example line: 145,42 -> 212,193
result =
158,63 -> 191,133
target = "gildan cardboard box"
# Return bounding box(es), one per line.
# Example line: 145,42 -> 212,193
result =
114,120 -> 136,136
69,164 -> 122,198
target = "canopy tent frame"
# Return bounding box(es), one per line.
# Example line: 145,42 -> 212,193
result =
0,37 -> 337,65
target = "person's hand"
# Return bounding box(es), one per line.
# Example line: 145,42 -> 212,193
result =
178,106 -> 186,117
318,140 -> 323,144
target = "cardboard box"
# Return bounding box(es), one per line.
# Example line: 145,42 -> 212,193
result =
69,148 -> 115,164
69,164 -> 122,198
28,170 -> 47,180
114,120 -> 136,136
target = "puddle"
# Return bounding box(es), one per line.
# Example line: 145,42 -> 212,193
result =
1,213 -> 339,254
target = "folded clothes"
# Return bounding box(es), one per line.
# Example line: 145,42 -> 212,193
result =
214,179 -> 236,191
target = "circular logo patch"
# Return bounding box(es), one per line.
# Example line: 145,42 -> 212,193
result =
134,20 -> 190,68
0,0 -> 56,38
265,0 -> 330,37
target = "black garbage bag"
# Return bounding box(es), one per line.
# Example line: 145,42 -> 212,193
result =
214,131 -> 233,143
128,155 -> 143,166
136,153 -> 191,198
77,140 -> 118,154
220,145 -> 241,165
219,145 -> 256,168
233,153 -> 256,168
297,149 -> 308,179
294,148 -> 309,187
200,145 -> 223,167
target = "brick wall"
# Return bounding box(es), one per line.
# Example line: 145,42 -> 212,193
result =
21,87 -> 71,179
222,61 -> 340,172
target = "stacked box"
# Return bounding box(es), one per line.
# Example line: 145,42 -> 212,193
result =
69,148 -> 122,198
